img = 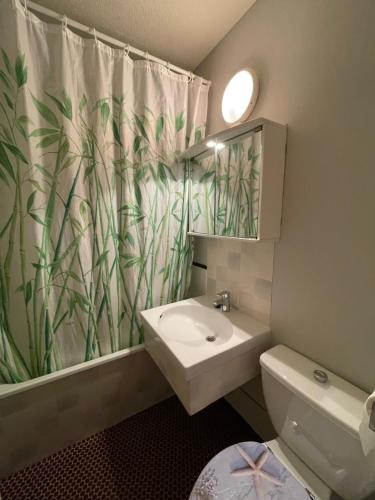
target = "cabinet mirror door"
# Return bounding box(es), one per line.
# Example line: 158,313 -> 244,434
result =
188,129 -> 262,239
189,153 -> 216,235
215,130 -> 262,238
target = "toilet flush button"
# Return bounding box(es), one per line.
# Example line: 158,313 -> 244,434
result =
291,420 -> 300,433
313,369 -> 328,384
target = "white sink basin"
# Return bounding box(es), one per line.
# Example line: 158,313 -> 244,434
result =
159,305 -> 233,346
141,295 -> 271,414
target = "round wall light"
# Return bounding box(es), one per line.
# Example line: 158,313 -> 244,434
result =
221,68 -> 259,125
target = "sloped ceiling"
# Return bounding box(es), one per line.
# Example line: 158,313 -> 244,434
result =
31,0 -> 256,70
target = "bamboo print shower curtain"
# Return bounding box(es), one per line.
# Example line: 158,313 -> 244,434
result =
0,0 -> 208,382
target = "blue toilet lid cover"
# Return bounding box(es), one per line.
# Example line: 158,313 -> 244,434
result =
190,441 -> 312,500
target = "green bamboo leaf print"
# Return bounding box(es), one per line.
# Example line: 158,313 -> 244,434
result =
1,49 -> 13,76
175,111 -> 184,132
0,70 -> 11,89
123,253 -> 142,268
0,125 -> 12,144
61,155 -> 76,170
31,95 -> 60,128
25,280 -> 32,304
15,54 -> 27,88
30,128 -> 58,137
15,119 -> 27,140
162,163 -> 176,181
250,168 -> 259,180
36,134 -> 60,148
26,190 -> 36,212
62,91 -> 72,120
3,92 -> 13,109
112,119 -> 122,145
0,47 -> 204,382
65,270 -> 83,283
95,250 -> 109,268
134,182 -> 142,206
157,161 -> 168,186
28,212 -> 45,225
0,165 -> 9,186
60,137 -> 69,159
35,164 -> 53,179
79,200 -> 88,220
156,115 -> 164,143
1,141 -> 28,163
129,214 -> 145,226
79,94 -> 87,112
16,116 -> 31,139
18,115 -> 30,125
73,291 -> 90,313
134,164 -> 148,183
199,170 -> 215,183
124,231 -> 135,247
46,92 -> 72,121
133,135 -> 141,153
0,142 -> 15,181
29,179 -> 46,193
194,128 -> 202,144
134,115 -> 148,141
100,102 -> 110,131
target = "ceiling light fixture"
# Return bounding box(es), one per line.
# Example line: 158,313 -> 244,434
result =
221,68 -> 259,125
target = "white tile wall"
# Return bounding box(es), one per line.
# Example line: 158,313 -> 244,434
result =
0,349 -> 172,478
189,236 -> 276,429
188,236 -> 276,434
204,238 -> 275,325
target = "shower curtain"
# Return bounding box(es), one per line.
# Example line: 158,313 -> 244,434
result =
0,0 -> 208,382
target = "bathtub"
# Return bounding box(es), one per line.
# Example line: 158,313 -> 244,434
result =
0,345 -> 171,478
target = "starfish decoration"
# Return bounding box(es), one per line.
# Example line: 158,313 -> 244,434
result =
231,445 -> 284,500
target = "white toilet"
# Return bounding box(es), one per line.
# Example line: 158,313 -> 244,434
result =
191,345 -> 375,500
260,345 -> 375,500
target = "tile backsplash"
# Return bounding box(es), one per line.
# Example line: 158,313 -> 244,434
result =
190,237 -> 275,325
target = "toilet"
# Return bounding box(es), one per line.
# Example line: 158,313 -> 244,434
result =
190,345 -> 375,500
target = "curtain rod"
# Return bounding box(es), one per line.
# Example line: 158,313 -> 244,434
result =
22,0 -> 211,86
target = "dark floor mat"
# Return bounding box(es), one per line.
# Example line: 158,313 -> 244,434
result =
0,395 -> 260,499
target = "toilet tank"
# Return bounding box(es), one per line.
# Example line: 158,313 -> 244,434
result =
260,345 -> 375,500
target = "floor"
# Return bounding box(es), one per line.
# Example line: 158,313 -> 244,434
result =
0,396 -> 260,500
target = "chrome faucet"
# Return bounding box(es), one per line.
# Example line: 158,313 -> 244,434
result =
213,290 -> 231,312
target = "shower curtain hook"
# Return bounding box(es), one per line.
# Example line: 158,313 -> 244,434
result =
166,62 -> 171,74
23,0 -> 28,15
123,44 -> 130,58
144,51 -> 150,63
188,72 -> 194,84
91,28 -> 98,45
61,15 -> 68,32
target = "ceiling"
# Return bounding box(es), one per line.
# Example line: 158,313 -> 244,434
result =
31,0 -> 256,71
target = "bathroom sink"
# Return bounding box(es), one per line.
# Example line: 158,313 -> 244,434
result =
158,305 -> 233,346
141,295 -> 271,414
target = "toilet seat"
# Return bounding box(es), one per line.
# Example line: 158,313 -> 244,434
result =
190,441 -> 313,500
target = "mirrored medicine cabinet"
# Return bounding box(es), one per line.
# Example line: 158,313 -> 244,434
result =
182,118 -> 287,241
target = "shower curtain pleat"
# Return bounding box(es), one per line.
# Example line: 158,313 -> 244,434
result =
0,0 -> 208,382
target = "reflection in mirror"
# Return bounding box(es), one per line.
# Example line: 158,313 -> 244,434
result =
185,118 -> 286,241
215,131 -> 261,238
189,153 -> 215,235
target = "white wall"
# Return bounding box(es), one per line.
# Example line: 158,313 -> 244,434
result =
195,0 -> 375,392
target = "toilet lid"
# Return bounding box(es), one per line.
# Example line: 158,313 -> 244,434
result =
190,441 -> 312,500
